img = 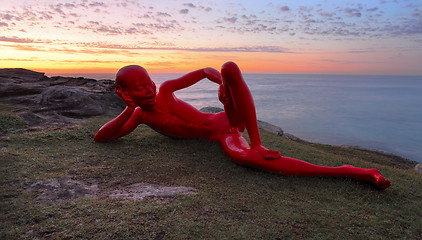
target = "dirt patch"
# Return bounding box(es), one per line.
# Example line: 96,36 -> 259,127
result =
107,183 -> 197,201
23,175 -> 197,203
23,175 -> 99,203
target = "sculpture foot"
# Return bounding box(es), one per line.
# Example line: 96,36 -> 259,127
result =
255,146 -> 282,160
343,166 -> 390,189
368,168 -> 391,190
373,174 -> 391,190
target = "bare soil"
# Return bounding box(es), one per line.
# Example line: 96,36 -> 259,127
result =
23,175 -> 197,203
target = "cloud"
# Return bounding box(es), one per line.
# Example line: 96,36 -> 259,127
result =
0,13 -> 22,21
65,42 -> 292,54
344,8 -> 362,17
0,57 -> 39,62
224,17 -> 238,24
181,2 -> 212,12
298,6 -> 314,13
181,46 -> 290,53
317,9 -> 335,18
280,6 -> 290,12
347,50 -> 373,53
76,16 -> 183,36
178,46 -> 290,53
318,59 -> 340,62
180,9 -> 189,14
0,36 -> 35,43
2,44 -> 44,52
183,3 -> 196,8
157,12 -> 171,17
96,25 -> 122,34
88,2 -> 107,8
382,21 -> 422,36
366,7 -> 379,12
1,0 -> 420,57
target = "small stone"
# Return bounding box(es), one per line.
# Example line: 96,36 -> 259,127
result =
415,164 -> 422,174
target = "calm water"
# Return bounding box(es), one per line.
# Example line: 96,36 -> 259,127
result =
52,73 -> 422,162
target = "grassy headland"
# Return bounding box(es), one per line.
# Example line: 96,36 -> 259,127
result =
1,104 -> 421,239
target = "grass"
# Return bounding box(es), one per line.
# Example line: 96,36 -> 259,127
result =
0,105 -> 27,135
1,104 -> 421,239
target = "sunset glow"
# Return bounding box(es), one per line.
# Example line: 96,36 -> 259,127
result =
1,0 -> 421,75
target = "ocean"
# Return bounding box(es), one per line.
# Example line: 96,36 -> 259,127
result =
51,72 -> 422,163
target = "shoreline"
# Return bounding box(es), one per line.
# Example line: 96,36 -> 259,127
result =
199,107 -> 419,168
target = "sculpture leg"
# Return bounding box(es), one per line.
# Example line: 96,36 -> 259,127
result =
220,134 -> 391,189
220,61 -> 261,148
218,61 -> 390,189
220,61 -> 281,160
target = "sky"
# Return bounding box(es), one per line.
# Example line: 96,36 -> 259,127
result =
0,0 -> 421,75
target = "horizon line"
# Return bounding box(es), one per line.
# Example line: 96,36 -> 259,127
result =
2,67 -> 421,77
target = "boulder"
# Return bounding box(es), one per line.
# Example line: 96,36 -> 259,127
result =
0,68 -> 125,127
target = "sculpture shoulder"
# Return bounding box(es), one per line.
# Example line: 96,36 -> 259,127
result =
131,107 -> 146,123
158,80 -> 177,94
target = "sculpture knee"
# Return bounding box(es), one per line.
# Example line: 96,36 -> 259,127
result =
221,61 -> 244,87
222,61 -> 240,73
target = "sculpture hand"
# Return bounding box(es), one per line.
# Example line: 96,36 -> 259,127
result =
204,67 -> 222,84
115,87 -> 136,107
218,84 -> 230,105
121,96 -> 136,107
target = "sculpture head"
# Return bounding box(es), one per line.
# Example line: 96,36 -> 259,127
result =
115,65 -> 157,110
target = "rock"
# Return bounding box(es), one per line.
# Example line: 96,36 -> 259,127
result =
200,106 -> 224,113
0,68 -> 125,127
282,133 -> 307,142
39,86 -> 104,117
257,120 -> 284,136
0,68 -> 45,82
415,164 -> 422,174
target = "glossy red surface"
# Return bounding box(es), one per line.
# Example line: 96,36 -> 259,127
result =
95,62 -> 390,189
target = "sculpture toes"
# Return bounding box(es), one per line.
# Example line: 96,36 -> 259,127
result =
375,176 -> 391,190
263,150 -> 282,160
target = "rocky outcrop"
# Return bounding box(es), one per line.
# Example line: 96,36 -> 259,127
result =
0,68 -> 125,127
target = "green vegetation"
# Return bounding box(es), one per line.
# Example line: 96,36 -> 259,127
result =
1,104 -> 421,239
0,105 -> 27,135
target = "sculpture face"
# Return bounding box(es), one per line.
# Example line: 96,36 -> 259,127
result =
115,65 -> 157,109
125,77 -> 157,107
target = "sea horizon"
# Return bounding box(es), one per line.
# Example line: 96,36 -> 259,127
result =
46,72 -> 422,163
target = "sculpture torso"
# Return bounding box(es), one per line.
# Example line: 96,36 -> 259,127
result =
136,87 -> 233,141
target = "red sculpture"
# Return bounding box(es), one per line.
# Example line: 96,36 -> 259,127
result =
95,62 -> 391,189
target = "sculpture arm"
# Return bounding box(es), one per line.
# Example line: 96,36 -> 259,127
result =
94,106 -> 140,142
160,68 -> 221,93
